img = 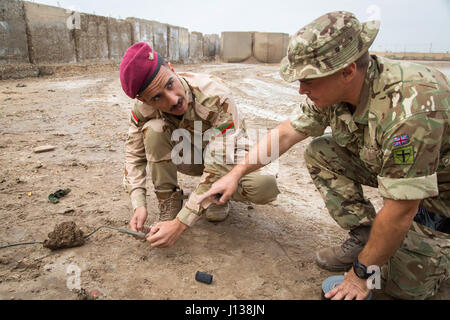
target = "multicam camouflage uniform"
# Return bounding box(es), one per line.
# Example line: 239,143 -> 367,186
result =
123,72 -> 280,226
281,11 -> 450,299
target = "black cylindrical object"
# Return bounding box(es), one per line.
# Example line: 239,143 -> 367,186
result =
195,271 -> 213,284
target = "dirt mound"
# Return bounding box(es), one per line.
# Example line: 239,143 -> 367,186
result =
43,222 -> 85,250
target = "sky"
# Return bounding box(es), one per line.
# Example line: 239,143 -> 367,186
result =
31,0 -> 450,52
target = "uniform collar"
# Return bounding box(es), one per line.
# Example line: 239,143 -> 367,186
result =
353,56 -> 378,125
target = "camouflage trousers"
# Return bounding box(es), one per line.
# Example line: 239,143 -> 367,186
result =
142,118 -> 280,211
305,134 -> 450,300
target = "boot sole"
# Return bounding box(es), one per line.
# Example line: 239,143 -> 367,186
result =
314,252 -> 353,272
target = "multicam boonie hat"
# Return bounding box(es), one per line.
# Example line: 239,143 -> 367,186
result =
280,11 -> 380,82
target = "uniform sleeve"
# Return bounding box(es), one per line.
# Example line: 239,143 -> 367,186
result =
289,98 -> 329,137
123,110 -> 148,211
176,96 -> 248,227
377,113 -> 443,200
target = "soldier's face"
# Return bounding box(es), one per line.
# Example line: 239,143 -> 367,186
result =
298,72 -> 345,107
137,63 -> 188,116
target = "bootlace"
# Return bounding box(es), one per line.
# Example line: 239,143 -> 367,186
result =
341,231 -> 363,252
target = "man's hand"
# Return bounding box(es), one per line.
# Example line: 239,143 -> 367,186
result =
196,171 -> 240,206
130,206 -> 148,232
325,269 -> 371,300
146,218 -> 188,248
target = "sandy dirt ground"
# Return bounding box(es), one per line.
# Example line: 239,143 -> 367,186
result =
0,61 -> 449,300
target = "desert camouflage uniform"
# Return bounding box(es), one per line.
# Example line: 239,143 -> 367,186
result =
123,72 -> 280,227
290,54 -> 450,299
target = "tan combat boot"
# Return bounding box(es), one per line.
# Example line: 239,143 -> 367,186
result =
155,188 -> 185,221
205,203 -> 230,222
315,226 -> 371,272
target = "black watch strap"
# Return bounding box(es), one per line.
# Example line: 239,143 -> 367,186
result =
353,258 -> 371,279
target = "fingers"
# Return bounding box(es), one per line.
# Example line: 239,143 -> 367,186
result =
219,192 -> 231,205
129,217 -> 138,232
149,224 -> 160,237
325,285 -> 340,299
197,189 -> 216,205
136,218 -> 144,232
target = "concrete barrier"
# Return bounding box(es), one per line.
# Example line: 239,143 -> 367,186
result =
203,34 -> 219,58
189,32 -> 203,62
0,0 -> 30,64
75,13 -> 109,62
128,17 -> 154,46
150,21 -> 168,59
221,32 -> 253,62
253,32 -> 289,63
107,18 -> 132,60
167,25 -> 180,62
179,27 -> 189,63
23,2 -> 76,64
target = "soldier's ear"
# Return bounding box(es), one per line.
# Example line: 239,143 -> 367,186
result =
341,63 -> 357,83
136,95 -> 145,103
167,62 -> 176,73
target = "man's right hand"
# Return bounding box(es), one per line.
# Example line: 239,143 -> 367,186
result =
197,171 -> 240,206
130,206 -> 148,232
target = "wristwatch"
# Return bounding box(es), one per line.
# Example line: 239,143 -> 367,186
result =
353,258 -> 372,279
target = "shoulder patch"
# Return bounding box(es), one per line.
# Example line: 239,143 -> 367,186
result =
393,145 -> 414,165
393,134 -> 409,147
131,110 -> 139,126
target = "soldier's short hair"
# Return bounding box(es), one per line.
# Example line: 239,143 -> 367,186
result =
355,51 -> 370,71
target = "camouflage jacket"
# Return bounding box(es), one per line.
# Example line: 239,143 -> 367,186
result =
124,72 -> 248,224
290,55 -> 450,217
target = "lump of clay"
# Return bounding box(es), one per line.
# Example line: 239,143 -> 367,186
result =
43,221 -> 85,250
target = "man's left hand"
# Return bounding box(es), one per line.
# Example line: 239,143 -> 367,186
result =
325,268 -> 371,300
146,219 -> 188,248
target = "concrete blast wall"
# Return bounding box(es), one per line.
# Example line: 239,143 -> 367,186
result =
253,32 -> 289,63
179,27 -> 189,62
189,32 -> 203,62
24,2 -> 76,64
167,25 -> 180,62
1,0 -> 219,79
0,0 -> 30,64
220,32 -> 253,62
203,34 -> 220,58
75,13 -> 109,62
107,18 -> 132,60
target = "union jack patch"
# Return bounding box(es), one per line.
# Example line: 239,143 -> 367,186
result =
393,135 -> 409,147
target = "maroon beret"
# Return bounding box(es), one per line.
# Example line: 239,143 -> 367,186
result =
120,42 -> 162,99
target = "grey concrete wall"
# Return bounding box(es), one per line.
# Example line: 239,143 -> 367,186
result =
150,21 -> 168,60
189,31 -> 203,62
1,1 -> 218,79
107,18 -> 132,60
128,17 -> 154,47
0,0 -> 30,64
253,32 -> 289,63
178,27 -> 189,63
167,25 -> 180,62
23,2 -> 76,64
203,34 -> 219,58
221,32 -> 253,62
75,13 -> 109,62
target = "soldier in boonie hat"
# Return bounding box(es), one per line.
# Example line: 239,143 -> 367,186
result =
280,11 -> 380,81
199,10 -> 450,301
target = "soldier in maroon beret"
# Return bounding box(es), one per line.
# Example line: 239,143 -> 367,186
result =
120,42 -> 280,248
